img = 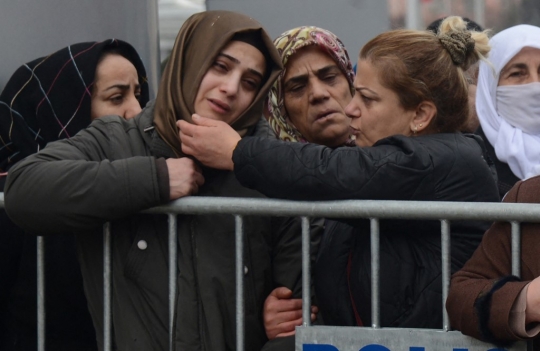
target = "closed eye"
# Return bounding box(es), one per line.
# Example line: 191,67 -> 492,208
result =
213,61 -> 228,73
322,74 -> 337,83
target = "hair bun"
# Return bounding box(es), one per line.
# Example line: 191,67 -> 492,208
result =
438,31 -> 475,67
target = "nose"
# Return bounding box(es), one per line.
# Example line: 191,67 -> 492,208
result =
344,93 -> 361,119
308,80 -> 330,103
124,95 -> 142,120
219,75 -> 240,97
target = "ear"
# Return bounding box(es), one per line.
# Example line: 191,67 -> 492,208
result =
409,101 -> 437,135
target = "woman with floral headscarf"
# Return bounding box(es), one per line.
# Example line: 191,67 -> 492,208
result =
261,27 -> 354,342
265,26 -> 356,147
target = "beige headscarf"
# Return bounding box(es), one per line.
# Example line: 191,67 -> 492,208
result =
153,10 -> 283,157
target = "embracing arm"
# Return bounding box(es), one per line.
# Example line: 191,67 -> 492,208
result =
179,116 -> 432,201
232,136 -> 432,201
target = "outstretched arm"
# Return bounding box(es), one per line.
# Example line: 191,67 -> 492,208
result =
179,115 -> 432,201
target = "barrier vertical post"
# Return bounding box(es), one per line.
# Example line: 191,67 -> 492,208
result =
302,216 -> 311,327
441,219 -> 451,331
37,236 -> 45,351
511,221 -> 521,278
103,222 -> 112,351
168,214 -> 178,351
370,218 -> 380,328
235,215 -> 244,351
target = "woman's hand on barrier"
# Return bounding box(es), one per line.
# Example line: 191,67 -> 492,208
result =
178,115 -> 240,171
263,287 -> 318,339
166,157 -> 205,200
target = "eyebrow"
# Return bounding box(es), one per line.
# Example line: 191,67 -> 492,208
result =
355,86 -> 379,97
283,64 -> 340,90
103,83 -> 141,92
500,63 -> 528,76
218,53 -> 264,81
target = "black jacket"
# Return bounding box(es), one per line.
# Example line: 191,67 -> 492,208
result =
5,103 -> 320,351
476,127 -> 520,198
231,132 -> 500,328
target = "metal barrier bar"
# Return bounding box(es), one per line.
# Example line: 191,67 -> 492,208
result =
168,214 -> 177,351
1,192 -> 539,349
301,217 -> 311,327
441,220 -> 451,332
143,197 -> 540,222
235,215 -> 244,351
103,222 -> 112,351
37,236 -> 45,351
370,218 -> 380,328
2,193 -> 540,222
511,221 -> 521,278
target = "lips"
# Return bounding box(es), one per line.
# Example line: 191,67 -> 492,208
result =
349,125 -> 360,139
208,98 -> 231,113
315,110 -> 337,121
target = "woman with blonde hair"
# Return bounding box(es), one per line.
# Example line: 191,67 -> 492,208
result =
179,16 -> 500,328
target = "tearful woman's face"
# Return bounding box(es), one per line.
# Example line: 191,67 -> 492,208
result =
91,54 -> 142,120
193,40 -> 266,125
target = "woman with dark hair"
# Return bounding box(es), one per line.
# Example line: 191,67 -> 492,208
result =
0,39 -> 149,351
178,16 -> 500,329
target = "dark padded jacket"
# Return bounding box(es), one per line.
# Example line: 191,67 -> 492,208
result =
231,132 -> 500,328
4,103 -> 319,351
476,127 -> 520,199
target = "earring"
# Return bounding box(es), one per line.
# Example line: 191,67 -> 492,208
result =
413,125 -> 418,135
419,123 -> 423,128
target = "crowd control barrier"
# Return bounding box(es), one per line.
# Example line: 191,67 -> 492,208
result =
0,192 -> 536,351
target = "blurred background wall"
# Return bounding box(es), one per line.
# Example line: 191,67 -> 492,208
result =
2,0 -> 540,92
0,0 -> 160,96
205,0 -> 388,68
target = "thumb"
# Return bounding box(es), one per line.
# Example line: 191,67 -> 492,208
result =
272,287 -> 293,299
192,113 -> 219,127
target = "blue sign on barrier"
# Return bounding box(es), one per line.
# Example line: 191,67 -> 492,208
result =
303,344 -> 509,351
296,327 -> 524,351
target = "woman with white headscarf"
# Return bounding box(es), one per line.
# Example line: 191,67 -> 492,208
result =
476,24 -> 540,198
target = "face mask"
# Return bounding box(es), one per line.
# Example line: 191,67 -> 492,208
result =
496,82 -> 540,134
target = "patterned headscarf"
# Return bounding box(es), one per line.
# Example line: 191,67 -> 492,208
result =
0,39 -> 149,173
267,26 -> 355,143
